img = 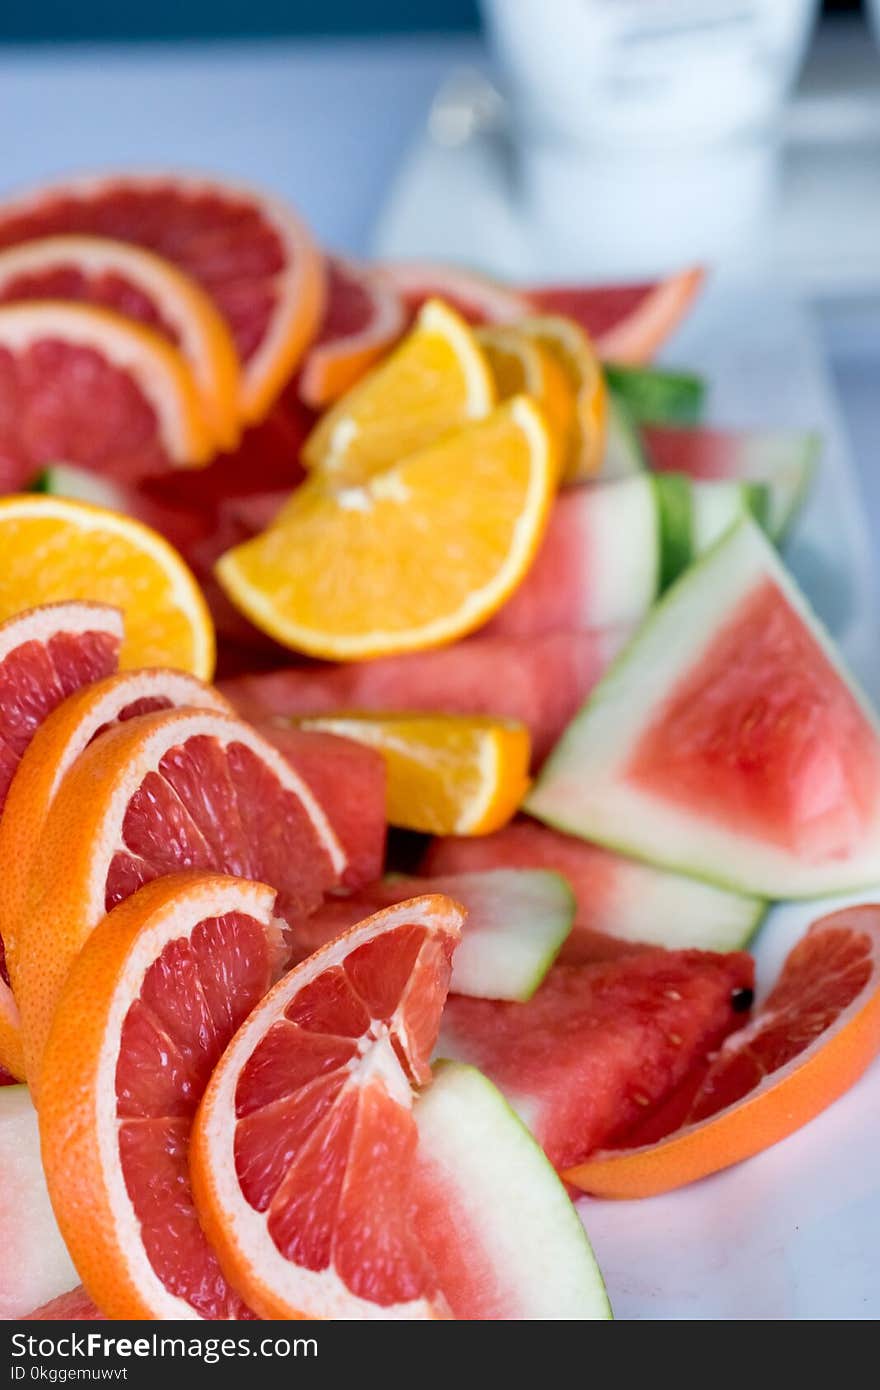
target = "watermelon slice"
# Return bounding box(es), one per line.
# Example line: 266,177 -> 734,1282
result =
605,363 -> 706,426
254,722 -> 387,891
601,394 -> 646,479
220,630 -> 629,766
654,472 -> 769,588
528,519 -> 880,898
422,818 -> 765,959
0,1085 -> 77,1318
299,868 -> 574,1000
485,476 -> 659,637
644,423 -> 819,542
436,949 -> 754,1172
413,1062 -> 610,1319
528,269 -> 704,363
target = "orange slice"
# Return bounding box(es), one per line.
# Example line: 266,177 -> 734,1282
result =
567,905 -> 880,1198
302,298 -> 495,483
0,494 -> 215,677
298,713 -> 530,835
13,705 -> 346,1085
190,896 -> 462,1319
0,300 -> 213,486
217,397 -> 557,660
0,171 -> 326,425
0,667 -> 230,1009
38,872 -> 286,1318
298,256 -> 405,409
516,315 -> 607,482
476,323 -> 575,469
0,602 -> 122,1079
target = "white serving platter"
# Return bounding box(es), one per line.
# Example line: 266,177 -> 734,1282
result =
375,141 -> 880,1320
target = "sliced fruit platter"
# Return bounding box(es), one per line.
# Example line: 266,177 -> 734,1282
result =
0,170 -> 877,1322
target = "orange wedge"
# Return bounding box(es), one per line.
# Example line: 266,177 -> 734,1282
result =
516,316 -> 607,482
302,298 -> 495,483
217,396 -> 558,660
476,324 -> 575,470
0,235 -> 240,450
298,713 -> 531,835
0,495 -> 215,677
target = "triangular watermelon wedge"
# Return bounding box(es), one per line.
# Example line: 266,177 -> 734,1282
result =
528,519 -> 880,898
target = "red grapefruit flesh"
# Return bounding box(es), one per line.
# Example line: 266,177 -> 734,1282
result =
297,256 -> 405,408
24,1288 -> 104,1320
529,268 -> 704,362
437,950 -> 754,1172
255,722 -> 387,892
220,630 -> 627,767
422,817 -> 765,960
569,905 -> 880,1196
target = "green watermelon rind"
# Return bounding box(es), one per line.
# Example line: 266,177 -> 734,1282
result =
689,477 -> 770,553
605,363 -> 706,426
416,1061 -> 612,1320
526,517 -> 880,899
651,473 -> 693,589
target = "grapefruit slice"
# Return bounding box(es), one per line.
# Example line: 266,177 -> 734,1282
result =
644,423 -> 819,541
0,235 -> 240,449
301,298 -> 495,484
0,601 -> 122,1078
298,256 -> 405,409
529,268 -> 704,363
190,896 -> 462,1319
437,949 -> 754,1172
0,1085 -> 78,1318
605,363 -> 706,427
412,1062 -> 610,1320
529,519 -> 880,898
38,872 -> 287,1318
297,712 -> 530,836
0,494 -> 215,678
299,867 -> 573,1000
0,667 -> 230,993
0,172 -> 325,424
14,705 -> 346,1082
422,818 -> 766,961
0,300 -> 213,489
220,630 -> 629,767
375,260 -> 531,325
569,904 -> 880,1197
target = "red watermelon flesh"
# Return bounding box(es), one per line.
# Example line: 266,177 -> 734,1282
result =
437,951 -> 754,1172
219,631 -> 626,767
24,1287 -> 105,1320
255,722 -> 387,891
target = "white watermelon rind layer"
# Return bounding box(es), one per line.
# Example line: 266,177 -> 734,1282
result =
415,1062 -> 611,1321
526,518 -> 880,899
600,395 -> 646,480
593,857 -> 768,953
574,473 -> 661,626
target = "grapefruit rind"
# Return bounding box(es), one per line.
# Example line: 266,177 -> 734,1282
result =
527,518 -> 880,898
414,1062 -> 611,1320
0,1086 -> 77,1319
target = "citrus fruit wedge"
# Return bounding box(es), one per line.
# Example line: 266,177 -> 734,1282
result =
437,950 -> 754,1173
375,260 -> 531,326
0,600 -> 122,1078
411,1061 -> 610,1320
475,323 -> 575,466
301,298 -> 495,483
568,905 -> 880,1197
516,316 -> 607,481
0,494 -> 215,678
298,256 -> 405,409
38,872 -> 287,1319
190,895 -> 462,1320
0,300 -> 214,488
14,705 -> 345,1082
218,397 -> 557,660
220,629 -> 627,767
0,235 -> 240,450
0,172 -> 325,424
0,1085 -> 77,1318
529,268 -> 704,363
299,867 -> 573,1001
0,667 -> 231,994
297,713 -> 530,835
